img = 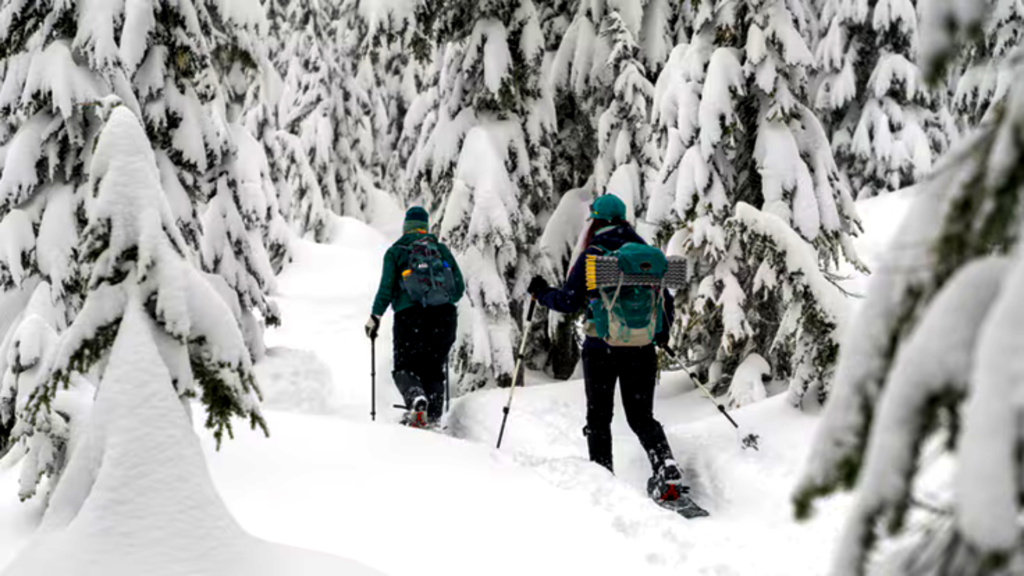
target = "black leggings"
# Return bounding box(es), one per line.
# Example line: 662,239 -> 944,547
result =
392,304 -> 457,420
581,345 -> 674,473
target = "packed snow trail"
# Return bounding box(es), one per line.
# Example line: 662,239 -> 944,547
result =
215,215 -> 857,574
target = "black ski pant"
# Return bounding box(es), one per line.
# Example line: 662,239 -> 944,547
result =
393,304 -> 457,421
581,345 -> 674,474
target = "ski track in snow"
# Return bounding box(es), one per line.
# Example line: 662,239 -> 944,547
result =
0,191 -> 910,574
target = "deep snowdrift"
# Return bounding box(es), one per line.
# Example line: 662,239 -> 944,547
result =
1,301 -> 380,576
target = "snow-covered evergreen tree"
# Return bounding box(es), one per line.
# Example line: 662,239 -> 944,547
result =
815,0 -> 950,199
595,9 -> 658,217
0,281 -> 85,500
320,1 -> 378,220
10,107 -> 266,501
0,0 -> 284,335
638,0 -> 693,78
119,0 -> 266,253
951,0 -> 1024,127
274,0 -> 345,225
201,2 -> 289,361
238,95 -> 293,272
275,131 -> 332,242
393,78 -> 440,209
549,0 -> 618,197
548,0 -> 687,198
340,0 -> 429,194
796,2 -> 1024,571
646,0 -> 863,408
410,0 -> 555,392
201,127 -> 284,361
0,0 -> 123,333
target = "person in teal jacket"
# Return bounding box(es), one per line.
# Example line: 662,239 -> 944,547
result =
366,207 -> 465,425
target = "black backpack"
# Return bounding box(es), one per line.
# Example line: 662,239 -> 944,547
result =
401,236 -> 456,306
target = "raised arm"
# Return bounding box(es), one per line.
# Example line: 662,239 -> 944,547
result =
535,249 -> 592,314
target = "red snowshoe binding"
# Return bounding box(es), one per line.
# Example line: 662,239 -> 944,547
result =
401,396 -> 430,429
648,460 -> 710,519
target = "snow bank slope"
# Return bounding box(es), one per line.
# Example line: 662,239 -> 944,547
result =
2,302 -> 379,576
200,410 -> 670,576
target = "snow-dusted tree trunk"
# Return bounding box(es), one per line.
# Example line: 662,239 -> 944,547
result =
796,3 -> 1024,572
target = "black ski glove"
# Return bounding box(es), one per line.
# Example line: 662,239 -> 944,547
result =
655,328 -> 670,348
528,276 -> 550,298
365,315 -> 381,339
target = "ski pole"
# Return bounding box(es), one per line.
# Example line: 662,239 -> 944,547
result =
496,297 -> 538,449
370,334 -> 377,422
659,345 -> 760,451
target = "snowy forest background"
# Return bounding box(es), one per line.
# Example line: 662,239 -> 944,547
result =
1,0 -> 1024,573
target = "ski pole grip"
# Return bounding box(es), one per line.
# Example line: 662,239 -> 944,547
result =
526,296 -> 537,319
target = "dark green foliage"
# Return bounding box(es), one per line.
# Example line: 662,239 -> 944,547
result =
51,320 -> 120,389
189,339 -> 269,448
552,90 -> 599,195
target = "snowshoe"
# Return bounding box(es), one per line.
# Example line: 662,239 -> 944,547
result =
647,461 -> 710,519
400,396 -> 430,429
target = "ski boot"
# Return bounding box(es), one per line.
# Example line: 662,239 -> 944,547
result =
647,459 -> 710,519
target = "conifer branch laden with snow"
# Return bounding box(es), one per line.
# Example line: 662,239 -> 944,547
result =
950,0 -> 1024,127
797,2 -> 1024,571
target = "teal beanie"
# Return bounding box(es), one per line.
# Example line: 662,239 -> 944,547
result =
404,206 -> 429,234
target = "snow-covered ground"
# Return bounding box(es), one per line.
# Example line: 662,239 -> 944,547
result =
0,192 -> 909,575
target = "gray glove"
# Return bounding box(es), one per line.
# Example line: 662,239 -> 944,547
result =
365,315 -> 381,339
